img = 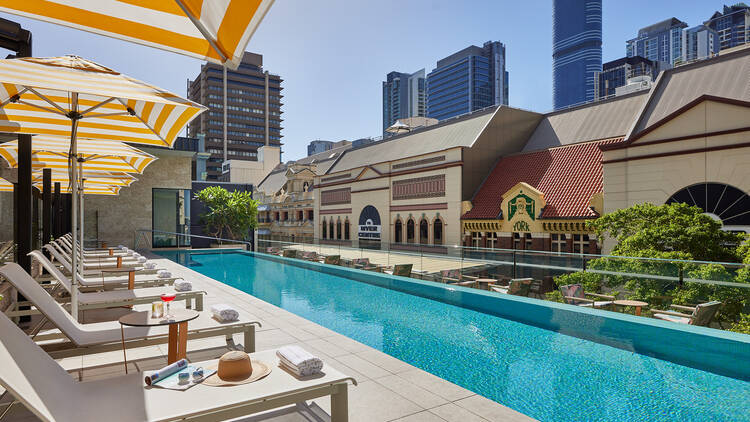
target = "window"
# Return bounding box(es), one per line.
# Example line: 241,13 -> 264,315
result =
336,220 -> 342,240
486,232 -> 498,249
307,210 -> 314,220
406,219 -> 415,243
471,232 -> 482,247
525,233 -> 532,250
513,232 -> 521,249
573,234 -> 589,254
419,219 -> 429,244
551,234 -> 567,253
433,219 -> 443,245
274,212 -> 279,221
282,211 -> 288,221
297,210 -> 303,221
322,219 -> 327,239
344,219 -> 350,240
152,189 -> 190,248
394,219 -> 403,243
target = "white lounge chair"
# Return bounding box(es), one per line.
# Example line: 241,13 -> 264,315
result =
0,310 -> 354,422
52,240 -> 140,270
0,263 -> 258,358
24,250 -> 205,313
44,245 -> 174,289
58,234 -> 129,258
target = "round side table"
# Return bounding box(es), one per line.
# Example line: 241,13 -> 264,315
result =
118,309 -> 199,373
613,300 -> 648,316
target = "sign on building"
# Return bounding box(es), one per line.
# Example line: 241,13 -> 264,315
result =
358,205 -> 381,240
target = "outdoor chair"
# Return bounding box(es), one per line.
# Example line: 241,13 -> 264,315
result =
386,264 -> 413,277
58,235 -> 129,258
490,278 -> 533,296
52,240 -> 141,271
559,284 -> 615,309
266,247 -> 281,255
23,250 -> 205,314
653,301 -> 722,326
352,258 -> 380,271
282,249 -> 298,259
440,269 -> 478,287
0,310 -> 354,422
0,263 -> 259,359
301,251 -> 319,261
323,255 -> 341,265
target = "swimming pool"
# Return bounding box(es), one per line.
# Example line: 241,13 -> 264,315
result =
158,249 -> 750,422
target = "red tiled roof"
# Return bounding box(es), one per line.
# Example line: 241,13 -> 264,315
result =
462,138 -> 622,220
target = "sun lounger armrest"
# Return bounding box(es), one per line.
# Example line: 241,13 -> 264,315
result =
585,292 -> 616,300
564,295 -> 594,303
669,304 -> 696,312
654,310 -> 692,318
462,275 -> 478,281
442,277 -> 459,283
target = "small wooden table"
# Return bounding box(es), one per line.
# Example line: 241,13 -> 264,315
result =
475,278 -> 496,291
100,267 -> 136,289
119,309 -> 199,373
614,300 -> 649,316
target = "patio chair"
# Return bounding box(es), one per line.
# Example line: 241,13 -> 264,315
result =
490,278 -> 533,297
440,269 -> 478,287
301,251 -> 319,261
385,264 -> 413,277
25,250 -> 205,313
44,245 -> 175,289
0,263 -> 259,358
266,246 -> 282,255
559,284 -> 615,309
57,235 -> 128,258
653,301 -> 722,326
323,255 -> 340,265
52,240 -> 140,270
282,249 -> 298,258
0,310 -> 354,422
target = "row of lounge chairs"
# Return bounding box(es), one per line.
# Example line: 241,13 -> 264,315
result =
0,235 -> 354,421
268,248 -> 416,277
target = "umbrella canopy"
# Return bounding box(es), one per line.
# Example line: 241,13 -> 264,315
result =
0,176 -> 122,195
0,55 -> 205,146
0,136 -> 156,174
0,0 -> 274,69
386,120 -> 411,134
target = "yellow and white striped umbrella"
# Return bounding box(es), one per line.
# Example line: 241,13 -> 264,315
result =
0,136 -> 156,174
0,175 -> 122,195
38,169 -> 137,187
0,55 -> 205,146
0,0 -> 275,69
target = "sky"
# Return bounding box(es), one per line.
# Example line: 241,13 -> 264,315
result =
0,1 -> 731,161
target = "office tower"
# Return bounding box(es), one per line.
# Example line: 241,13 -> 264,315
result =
426,41 -> 508,121
704,3 -> 750,51
382,69 -> 426,134
626,18 -> 688,69
188,52 -> 283,181
594,56 -> 657,99
307,140 -> 334,156
552,0 -> 602,110
682,25 -> 719,63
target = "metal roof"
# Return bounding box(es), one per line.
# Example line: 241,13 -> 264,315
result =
522,91 -> 649,152
256,143 -> 351,194
326,106 -> 503,174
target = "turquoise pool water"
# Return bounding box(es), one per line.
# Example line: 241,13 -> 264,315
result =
159,250 -> 750,422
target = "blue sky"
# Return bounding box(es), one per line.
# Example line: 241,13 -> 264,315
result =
0,1 -> 729,161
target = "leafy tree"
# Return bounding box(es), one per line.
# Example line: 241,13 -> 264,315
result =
195,186 -> 258,241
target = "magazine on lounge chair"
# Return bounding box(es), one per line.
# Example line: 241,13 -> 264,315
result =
144,359 -> 216,391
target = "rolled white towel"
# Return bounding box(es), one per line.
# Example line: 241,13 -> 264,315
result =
117,244 -> 126,250
126,250 -> 135,256
276,345 -> 323,376
144,261 -> 157,270
157,270 -> 172,278
173,279 -> 193,292
211,304 -> 239,322
133,252 -> 141,258
137,256 -> 147,263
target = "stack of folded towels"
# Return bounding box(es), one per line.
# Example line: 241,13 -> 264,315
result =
157,269 -> 172,278
173,279 -> 192,292
133,252 -> 141,259
211,303 -> 239,322
144,261 -> 157,269
277,345 -> 323,377
137,256 -> 147,263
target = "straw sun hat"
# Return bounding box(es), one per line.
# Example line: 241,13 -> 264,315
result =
202,351 -> 271,386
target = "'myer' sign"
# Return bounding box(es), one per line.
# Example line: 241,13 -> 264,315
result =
358,205 -> 381,240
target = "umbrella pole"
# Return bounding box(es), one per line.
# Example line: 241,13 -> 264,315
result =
79,164 -> 84,277
70,94 -> 80,321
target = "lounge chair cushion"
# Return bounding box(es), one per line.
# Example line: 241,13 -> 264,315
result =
653,313 -> 691,324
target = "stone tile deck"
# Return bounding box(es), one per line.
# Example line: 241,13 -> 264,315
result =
1,252 -> 534,422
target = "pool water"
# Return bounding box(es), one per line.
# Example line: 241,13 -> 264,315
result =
159,250 -> 750,422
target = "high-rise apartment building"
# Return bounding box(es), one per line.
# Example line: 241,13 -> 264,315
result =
594,56 -> 657,100
426,41 -> 508,121
626,18 -> 688,69
552,0 -> 602,110
704,3 -> 750,51
382,69 -> 426,134
682,25 -> 719,63
307,140 -> 334,156
188,52 -> 283,181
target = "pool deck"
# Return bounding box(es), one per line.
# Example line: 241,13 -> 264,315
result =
1,252 -> 533,422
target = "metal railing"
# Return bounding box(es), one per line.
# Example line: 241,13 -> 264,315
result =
134,229 -> 251,251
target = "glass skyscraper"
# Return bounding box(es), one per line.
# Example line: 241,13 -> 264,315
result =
382,69 -> 426,134
626,18 -> 688,69
426,41 -> 508,121
704,3 -> 750,51
552,0 -> 602,110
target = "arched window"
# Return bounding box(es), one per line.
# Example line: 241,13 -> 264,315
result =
419,219 -> 429,244
433,219 -> 443,245
406,219 -> 415,243
336,219 -> 342,240
329,219 -> 335,240
394,219 -> 403,243
667,183 -> 750,231
344,219 -> 350,240
322,218 -> 327,239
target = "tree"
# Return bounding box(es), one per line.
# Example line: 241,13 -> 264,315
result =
195,186 -> 258,241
